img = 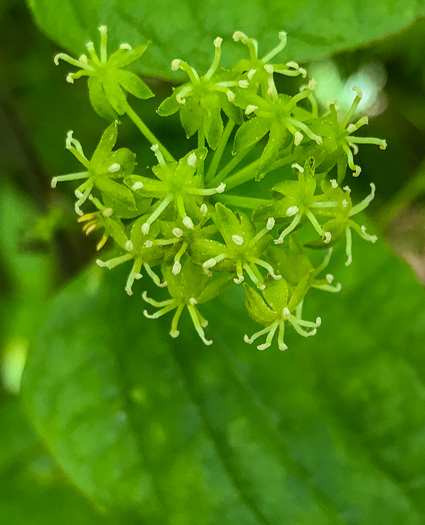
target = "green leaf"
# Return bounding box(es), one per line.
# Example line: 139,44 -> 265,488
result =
233,117 -> 270,155
0,398 -> 110,524
23,230 -> 425,522
28,0 -> 425,79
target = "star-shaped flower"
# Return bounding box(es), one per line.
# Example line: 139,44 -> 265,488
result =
54,25 -> 153,119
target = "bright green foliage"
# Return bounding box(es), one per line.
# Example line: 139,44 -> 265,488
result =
52,26 -> 387,350
22,239 -> 425,523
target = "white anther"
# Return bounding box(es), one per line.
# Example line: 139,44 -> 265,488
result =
315,317 -> 322,327
125,286 -> 133,296
286,61 -> 299,69
200,203 -> 208,216
244,334 -> 253,344
144,240 -> 153,248
258,284 -> 266,290
86,42 -> 95,51
226,90 -> 235,102
233,31 -> 245,42
370,235 -> 378,243
134,273 -> 143,280
299,68 -> 307,78
279,31 -> 287,40
51,177 -> 58,188
171,59 -> 181,71
66,73 -> 74,84
286,206 -> 299,217
330,179 -> 338,189
264,64 -> 274,74
53,54 -> 61,65
98,25 -> 107,34
347,124 -> 356,133
141,223 -> 150,235
308,79 -> 317,90
342,199 -> 348,207
315,136 -> 323,145
353,166 -> 361,177
326,274 -> 335,284
380,140 -> 387,150
294,131 -> 303,146
170,330 -> 180,338
214,36 -> 223,48
353,86 -> 362,98
150,144 -> 159,152
232,234 -> 244,245
343,185 -> 351,194
291,163 -> 304,173
176,94 -> 186,104
172,227 -> 183,238
103,208 -> 113,217
79,54 -> 88,64
282,307 -> 291,320
216,183 -> 226,193
187,152 -> 197,166
257,343 -> 270,351
238,80 -> 249,88
267,218 -> 275,230
125,240 -> 134,251
132,181 -> 144,191
172,261 -> 182,275
203,258 -> 217,269
245,104 -> 258,115
183,216 -> 194,229
108,163 -> 121,173
234,275 -> 244,284
96,259 -> 108,268
189,297 -> 197,305
247,69 -> 256,80
345,255 -> 353,267
75,190 -> 84,199
324,232 -> 332,244
120,43 -> 133,50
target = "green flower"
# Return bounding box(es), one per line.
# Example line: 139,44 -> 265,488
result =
143,259 -> 232,345
157,37 -> 243,149
193,203 -> 281,289
233,80 -> 322,179
232,30 -> 307,97
124,145 -> 225,234
51,122 -> 137,216
243,276 -> 321,351
305,87 -> 387,179
54,25 -> 153,120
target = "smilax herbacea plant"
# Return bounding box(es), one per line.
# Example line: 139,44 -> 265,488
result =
52,26 -> 386,350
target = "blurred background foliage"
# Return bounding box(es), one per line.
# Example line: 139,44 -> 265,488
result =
1,0 -> 425,522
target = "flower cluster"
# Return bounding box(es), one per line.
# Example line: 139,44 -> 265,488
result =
52,26 -> 386,351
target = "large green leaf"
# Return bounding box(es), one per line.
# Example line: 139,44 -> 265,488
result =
28,0 -> 425,79
0,397 -> 111,524
23,232 -> 425,523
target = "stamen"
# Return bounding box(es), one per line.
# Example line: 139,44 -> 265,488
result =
291,163 -> 304,173
120,43 -> 133,51
245,105 -> 258,115
171,59 -> 181,71
330,179 -> 338,189
187,305 -> 213,345
103,208 -> 113,216
125,240 -> 134,251
232,234 -> 244,245
200,203 -> 208,216
238,80 -> 249,88
247,69 -> 256,80
108,163 -> 121,173
132,181 -> 144,190
226,90 -> 235,102
267,218 -> 275,230
187,152 -> 197,166
286,206 -> 299,217
274,214 -> 301,244
294,131 -> 303,146
183,216 -> 194,229
172,227 -> 183,238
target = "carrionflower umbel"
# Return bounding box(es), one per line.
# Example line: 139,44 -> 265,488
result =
52,26 -> 386,351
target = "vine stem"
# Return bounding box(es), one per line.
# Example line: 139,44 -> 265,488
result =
205,120 -> 235,183
124,102 -> 175,162
214,194 -> 271,209
224,154 -> 295,190
198,127 -> 205,178
208,145 -> 254,187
